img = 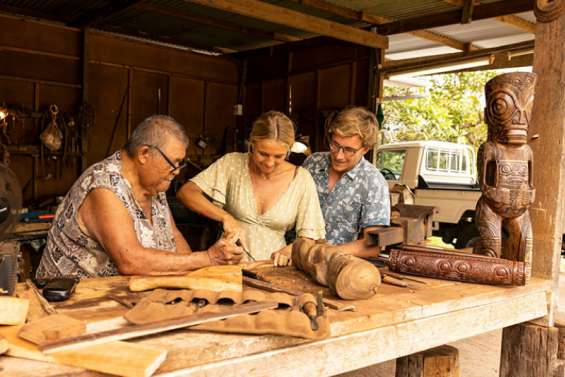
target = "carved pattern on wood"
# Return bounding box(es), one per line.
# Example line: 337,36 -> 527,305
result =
475,72 -> 536,277
388,248 -> 526,286
534,0 -> 565,23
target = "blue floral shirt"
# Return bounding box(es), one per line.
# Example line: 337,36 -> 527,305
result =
303,152 -> 390,245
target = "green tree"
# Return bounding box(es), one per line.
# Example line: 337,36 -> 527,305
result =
383,70 -> 500,149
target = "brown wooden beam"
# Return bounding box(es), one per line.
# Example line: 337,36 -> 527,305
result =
189,0 -> 388,49
295,0 -> 475,51
445,0 -> 536,33
496,15 -> 536,33
500,323 -> 560,377
528,2 -> 565,318
382,40 -> 534,74
137,3 -> 300,43
411,29 -> 474,51
377,0 -> 533,35
461,0 -> 475,23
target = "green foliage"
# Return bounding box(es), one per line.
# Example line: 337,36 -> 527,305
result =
383,71 -> 500,149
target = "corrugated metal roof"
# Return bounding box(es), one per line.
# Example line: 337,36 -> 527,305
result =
0,0 -> 536,64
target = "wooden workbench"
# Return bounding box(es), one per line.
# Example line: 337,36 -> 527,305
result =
0,266 -> 551,377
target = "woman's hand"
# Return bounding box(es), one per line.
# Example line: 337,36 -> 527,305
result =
222,214 -> 244,239
271,244 -> 292,267
207,237 -> 243,265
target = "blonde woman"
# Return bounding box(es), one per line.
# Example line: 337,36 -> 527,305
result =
177,111 -> 325,263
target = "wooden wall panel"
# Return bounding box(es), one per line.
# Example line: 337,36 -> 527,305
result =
0,79 -> 35,145
244,83 -> 262,119
170,77 -> 205,155
89,32 -> 238,84
246,54 -> 287,82
0,79 -> 34,106
86,64 -> 128,164
262,79 -> 286,113
289,72 -> 316,112
131,70 -> 169,129
205,83 -> 237,154
38,85 -> 80,113
292,43 -> 359,73
0,15 -> 80,56
239,38 -> 374,152
0,51 -> 80,85
318,64 -> 352,110
355,58 -> 370,106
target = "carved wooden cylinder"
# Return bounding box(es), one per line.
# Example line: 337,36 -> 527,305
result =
388,248 -> 526,286
292,239 -> 381,300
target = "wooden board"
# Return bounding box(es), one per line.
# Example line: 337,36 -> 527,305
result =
0,325 -> 167,377
129,265 -> 242,292
40,301 -> 277,353
0,296 -> 29,325
0,335 -> 8,355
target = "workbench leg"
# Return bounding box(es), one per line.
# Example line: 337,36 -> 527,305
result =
395,345 -> 460,377
499,322 -> 562,377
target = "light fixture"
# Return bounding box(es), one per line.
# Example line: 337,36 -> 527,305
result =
0,105 -> 7,121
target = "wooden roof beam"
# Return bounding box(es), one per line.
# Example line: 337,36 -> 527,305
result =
188,0 -> 388,49
136,4 -> 300,43
495,15 -> 536,33
461,0 -> 475,23
295,0 -> 477,51
382,40 -> 534,74
444,0 -> 536,33
376,0 -> 533,35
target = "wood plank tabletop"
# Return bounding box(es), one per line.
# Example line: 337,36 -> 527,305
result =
0,265 -> 551,377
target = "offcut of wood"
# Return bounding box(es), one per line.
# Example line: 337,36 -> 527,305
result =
40,300 -> 278,354
0,335 -> 8,355
0,325 -> 167,377
129,265 -> 242,292
18,314 -> 87,345
0,296 -> 29,325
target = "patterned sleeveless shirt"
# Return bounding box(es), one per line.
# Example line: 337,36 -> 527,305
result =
36,151 -> 176,279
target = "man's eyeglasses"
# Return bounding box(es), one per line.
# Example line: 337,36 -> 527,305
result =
147,145 -> 187,173
328,139 -> 363,157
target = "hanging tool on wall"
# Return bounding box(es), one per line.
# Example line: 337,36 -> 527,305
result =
39,104 -> 67,179
0,162 -> 22,296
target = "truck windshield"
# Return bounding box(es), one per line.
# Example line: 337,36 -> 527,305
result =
375,150 -> 406,179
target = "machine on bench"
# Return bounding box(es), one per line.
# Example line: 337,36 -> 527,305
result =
0,162 -> 22,295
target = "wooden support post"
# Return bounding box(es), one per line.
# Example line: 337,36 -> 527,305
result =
553,313 -> 565,377
500,4 -> 565,377
395,345 -> 460,377
80,28 -> 89,172
500,323 -> 560,377
369,47 -> 385,152
528,0 -> 565,320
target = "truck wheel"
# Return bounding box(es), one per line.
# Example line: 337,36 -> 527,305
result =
454,224 -> 479,250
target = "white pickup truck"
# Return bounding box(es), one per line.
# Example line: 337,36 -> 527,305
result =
374,141 -> 481,248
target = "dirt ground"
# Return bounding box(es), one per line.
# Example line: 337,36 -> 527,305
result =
336,266 -> 565,377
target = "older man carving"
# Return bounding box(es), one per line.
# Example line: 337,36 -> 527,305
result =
36,115 -> 242,279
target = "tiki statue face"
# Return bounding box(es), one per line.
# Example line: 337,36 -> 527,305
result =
484,72 -> 537,145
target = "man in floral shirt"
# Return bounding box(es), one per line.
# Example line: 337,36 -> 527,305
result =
303,107 -> 390,257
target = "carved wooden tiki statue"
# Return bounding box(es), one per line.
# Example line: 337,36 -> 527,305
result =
475,72 -> 536,272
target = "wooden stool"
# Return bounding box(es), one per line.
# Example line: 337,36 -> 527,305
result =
395,345 -> 460,377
